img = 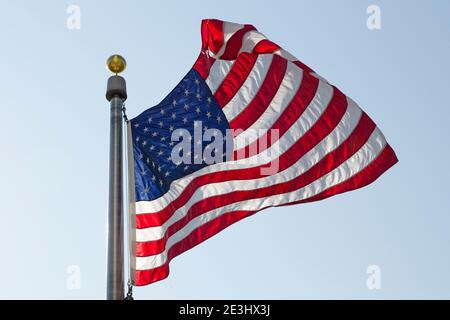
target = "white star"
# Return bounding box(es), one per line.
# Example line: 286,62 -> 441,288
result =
134,123 -> 140,128
152,175 -> 156,181
152,132 -> 158,137
184,89 -> 190,96
172,99 -> 177,106
184,103 -> 190,110
142,140 -> 147,146
203,126 -> 208,132
182,117 -> 188,124
146,158 -> 150,164
165,171 -> 170,177
171,113 -> 176,119
169,141 -> 175,147
217,116 -> 222,123
157,166 -> 162,172
159,121 -> 164,128
160,109 -> 165,115
184,166 -> 189,171
143,187 -> 150,194
206,111 -> 211,118
159,179 -> 163,186
166,155 -> 171,161
140,169 -> 147,176
150,145 -> 155,150
169,125 -> 174,131
138,153 -> 143,159
144,127 -> 149,133
148,117 -> 153,124
196,93 -> 202,100
136,137 -> 140,142
195,79 -> 200,85
195,107 -> 201,114
207,97 -> 212,104
161,136 -> 166,142
158,150 -> 163,156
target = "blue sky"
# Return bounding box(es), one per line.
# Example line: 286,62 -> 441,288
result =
1,0 -> 449,299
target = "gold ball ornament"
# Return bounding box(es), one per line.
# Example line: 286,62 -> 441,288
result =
107,55 -> 126,74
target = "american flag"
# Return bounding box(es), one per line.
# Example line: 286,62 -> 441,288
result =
127,19 -> 398,286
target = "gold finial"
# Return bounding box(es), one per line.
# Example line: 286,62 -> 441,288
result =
107,54 -> 126,74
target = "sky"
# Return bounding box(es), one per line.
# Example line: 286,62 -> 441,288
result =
0,0 -> 449,299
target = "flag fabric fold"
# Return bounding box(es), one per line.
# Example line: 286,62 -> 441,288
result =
127,19 -> 398,286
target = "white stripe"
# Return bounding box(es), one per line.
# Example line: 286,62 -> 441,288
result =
232,61 -> 303,150
205,59 -> 235,94
274,49 -> 298,62
274,49 -> 328,82
135,80 -> 334,215
136,127 -> 387,270
239,31 -> 267,54
222,54 -> 273,121
136,99 -> 361,242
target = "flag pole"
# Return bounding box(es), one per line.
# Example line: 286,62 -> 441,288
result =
105,55 -> 127,300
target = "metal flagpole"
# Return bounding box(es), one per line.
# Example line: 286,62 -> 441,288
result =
105,55 -> 127,300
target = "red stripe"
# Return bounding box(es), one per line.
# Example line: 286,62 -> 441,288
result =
293,60 -> 314,74
229,55 -> 287,132
233,72 -> 319,159
213,53 -> 258,107
192,52 -> 216,80
135,210 -> 257,286
220,25 -> 256,60
136,86 -> 347,230
201,19 -> 223,54
136,264 -> 169,286
135,142 -> 396,286
253,39 -> 280,54
136,109 -> 374,257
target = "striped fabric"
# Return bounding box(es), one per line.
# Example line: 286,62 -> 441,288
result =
128,19 -> 398,286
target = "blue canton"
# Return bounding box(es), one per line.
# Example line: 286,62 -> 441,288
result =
130,69 -> 231,201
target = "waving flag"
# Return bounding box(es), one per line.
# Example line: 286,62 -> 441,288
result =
127,19 -> 398,286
